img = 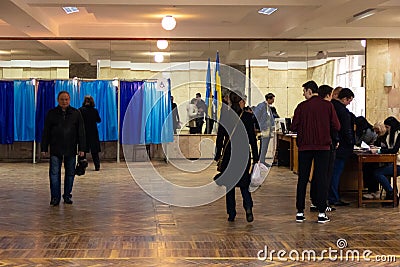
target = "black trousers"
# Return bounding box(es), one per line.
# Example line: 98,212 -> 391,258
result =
297,150 -> 330,213
204,118 -> 214,134
84,152 -> 100,170
226,187 -> 253,216
310,149 -> 336,205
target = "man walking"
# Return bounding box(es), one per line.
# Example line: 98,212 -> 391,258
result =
291,81 -> 340,224
41,91 -> 86,206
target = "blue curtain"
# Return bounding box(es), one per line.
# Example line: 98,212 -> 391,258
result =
0,81 -> 14,144
120,81 -> 144,145
14,80 -> 35,141
80,81 -> 118,141
55,80 -> 80,108
142,81 -> 173,144
35,80 -> 55,142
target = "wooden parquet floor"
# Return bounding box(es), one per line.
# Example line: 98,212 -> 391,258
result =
0,160 -> 399,266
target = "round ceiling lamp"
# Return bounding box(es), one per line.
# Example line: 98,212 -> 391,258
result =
161,15 -> 176,31
154,53 -> 164,63
157,40 -> 169,50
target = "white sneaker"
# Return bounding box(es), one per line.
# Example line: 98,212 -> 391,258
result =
371,191 -> 381,199
362,193 -> 374,199
318,214 -> 330,224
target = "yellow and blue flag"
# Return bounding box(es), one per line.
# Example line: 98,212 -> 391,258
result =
205,58 -> 212,118
214,52 -> 222,121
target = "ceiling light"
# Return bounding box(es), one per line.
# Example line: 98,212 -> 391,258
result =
161,15 -> 176,31
258,8 -> 278,15
346,9 -> 378,23
157,40 -> 169,50
154,53 -> 164,63
276,51 -> 286,56
316,51 -> 326,59
361,40 -> 366,48
62,7 -> 79,14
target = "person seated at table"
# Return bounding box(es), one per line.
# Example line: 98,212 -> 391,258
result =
373,116 -> 400,204
363,121 -> 389,200
373,121 -> 388,147
355,116 -> 377,146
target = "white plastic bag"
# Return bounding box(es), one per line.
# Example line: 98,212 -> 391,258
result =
249,162 -> 269,192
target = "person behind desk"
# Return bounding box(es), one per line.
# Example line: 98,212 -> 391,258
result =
373,116 -> 400,203
362,121 -> 388,200
354,116 -> 377,146
187,98 -> 198,134
195,93 -> 206,134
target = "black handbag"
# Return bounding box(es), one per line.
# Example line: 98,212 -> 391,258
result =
75,156 -> 88,176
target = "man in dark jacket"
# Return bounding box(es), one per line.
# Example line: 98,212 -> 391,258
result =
41,91 -> 86,206
292,81 -> 340,224
328,88 -> 355,206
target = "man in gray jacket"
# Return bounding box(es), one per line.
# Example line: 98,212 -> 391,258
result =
253,93 -> 276,166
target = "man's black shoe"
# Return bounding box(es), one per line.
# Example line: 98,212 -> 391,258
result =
246,208 -> 254,222
331,201 -> 350,206
63,197 -> 73,204
50,198 -> 60,206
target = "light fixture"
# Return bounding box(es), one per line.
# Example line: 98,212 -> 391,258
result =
161,15 -> 176,31
384,72 -> 392,87
154,53 -> 164,63
258,8 -> 278,15
62,7 -> 79,14
316,51 -> 326,59
346,9 -> 378,24
72,77 -> 79,86
361,40 -> 366,48
276,51 -> 286,56
112,78 -> 119,87
157,40 -> 169,50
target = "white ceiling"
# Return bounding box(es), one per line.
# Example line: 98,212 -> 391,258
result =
0,0 -> 398,64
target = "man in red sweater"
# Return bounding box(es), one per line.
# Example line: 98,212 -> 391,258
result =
291,81 -> 340,224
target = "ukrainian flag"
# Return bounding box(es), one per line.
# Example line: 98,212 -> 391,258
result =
205,58 -> 212,118
214,52 -> 222,121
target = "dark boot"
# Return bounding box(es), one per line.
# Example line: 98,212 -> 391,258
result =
245,208 -> 254,222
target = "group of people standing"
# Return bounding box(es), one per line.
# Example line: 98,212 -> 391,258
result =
41,91 -> 101,206
292,80 -> 400,224
211,80 -> 399,224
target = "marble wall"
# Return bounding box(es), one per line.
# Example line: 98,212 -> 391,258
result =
0,67 -> 69,79
366,39 -> 400,124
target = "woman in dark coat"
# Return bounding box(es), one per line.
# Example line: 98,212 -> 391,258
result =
214,90 -> 259,222
79,95 -> 101,171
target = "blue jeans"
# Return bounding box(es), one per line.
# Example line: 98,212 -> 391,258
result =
259,136 -> 271,164
49,155 -> 76,200
374,164 -> 400,192
328,158 -> 346,204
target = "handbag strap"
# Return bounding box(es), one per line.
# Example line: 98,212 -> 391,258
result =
220,111 -> 244,159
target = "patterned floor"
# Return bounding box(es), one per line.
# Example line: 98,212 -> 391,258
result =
0,160 -> 399,266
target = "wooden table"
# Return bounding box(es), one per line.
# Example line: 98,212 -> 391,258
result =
276,133 -> 293,170
355,152 -> 398,207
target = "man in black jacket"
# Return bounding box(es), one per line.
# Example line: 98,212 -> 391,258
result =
41,91 -> 86,206
328,88 -> 355,206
